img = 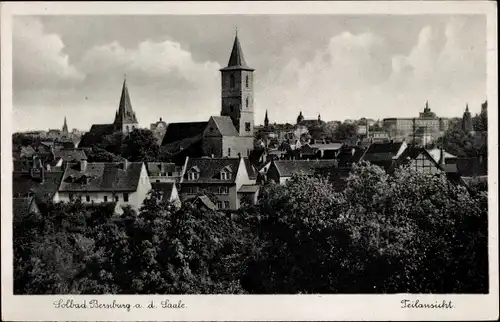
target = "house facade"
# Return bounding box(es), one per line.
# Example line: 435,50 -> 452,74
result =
179,156 -> 258,210
266,159 -> 339,184
146,162 -> 183,183
58,160 -> 151,213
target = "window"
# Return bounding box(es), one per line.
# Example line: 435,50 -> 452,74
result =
230,105 -> 234,113
224,201 -> 230,209
115,196 -> 119,202
220,172 -> 231,181
167,172 -> 172,176
218,186 -> 229,195
123,193 -> 129,202
228,148 -> 231,156
188,172 -> 200,180
230,74 -> 235,88
156,180 -> 160,182
187,187 -> 195,194
217,201 -> 223,209
86,196 -> 90,202
104,196 -> 108,202
245,74 -> 249,88
245,122 -> 251,132
245,97 -> 249,108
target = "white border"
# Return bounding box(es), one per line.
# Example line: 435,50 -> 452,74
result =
1,2 -> 498,321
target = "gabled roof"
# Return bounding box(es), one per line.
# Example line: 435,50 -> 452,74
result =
59,162 -> 144,192
209,116 -> 239,136
273,160 -> 339,177
161,122 -> 208,146
392,146 -> 442,172
183,158 -> 242,183
13,197 -> 39,218
13,171 -> 64,202
426,148 -> 457,164
53,149 -> 87,163
243,157 -> 258,180
220,34 -> 254,71
193,195 -> 217,211
362,141 -> 405,162
151,182 -> 176,200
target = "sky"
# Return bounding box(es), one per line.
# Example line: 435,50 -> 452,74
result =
12,14 -> 487,132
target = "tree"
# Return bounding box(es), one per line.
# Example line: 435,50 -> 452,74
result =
439,122 -> 486,157
86,147 -> 124,162
242,162 -> 488,294
122,128 -> 160,162
333,122 -> 357,141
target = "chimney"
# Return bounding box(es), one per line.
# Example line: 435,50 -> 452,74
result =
238,152 -> 242,160
123,159 -> 129,170
160,162 -> 166,174
80,159 -> 87,172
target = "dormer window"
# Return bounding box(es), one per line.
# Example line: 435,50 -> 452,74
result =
187,166 -> 200,180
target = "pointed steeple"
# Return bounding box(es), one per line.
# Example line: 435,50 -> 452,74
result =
220,31 -> 254,71
114,76 -> 138,125
62,116 -> 68,134
264,110 -> 269,127
465,103 -> 469,113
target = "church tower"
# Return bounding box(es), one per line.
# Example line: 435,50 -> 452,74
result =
220,32 -> 255,137
462,103 -> 473,133
113,77 -> 139,135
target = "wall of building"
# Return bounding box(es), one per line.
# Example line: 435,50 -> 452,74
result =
180,183 -> 237,210
222,136 -> 253,158
202,136 -> 223,157
58,164 -> 152,213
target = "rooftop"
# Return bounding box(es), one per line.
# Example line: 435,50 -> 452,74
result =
59,162 -> 144,192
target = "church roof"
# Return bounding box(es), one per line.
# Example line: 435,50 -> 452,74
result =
210,116 -> 239,136
161,121 -> 208,146
220,34 -> 254,71
114,79 -> 138,125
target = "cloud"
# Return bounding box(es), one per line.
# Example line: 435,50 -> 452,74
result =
257,17 -> 486,125
12,15 -> 486,131
13,17 -> 84,91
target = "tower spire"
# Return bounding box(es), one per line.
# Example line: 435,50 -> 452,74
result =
62,116 -> 68,134
264,110 -> 269,127
221,30 -> 253,70
114,76 -> 138,127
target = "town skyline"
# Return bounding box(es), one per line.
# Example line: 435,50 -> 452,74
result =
13,14 -> 486,132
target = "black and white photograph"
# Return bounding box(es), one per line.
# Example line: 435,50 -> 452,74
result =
1,1 -> 498,321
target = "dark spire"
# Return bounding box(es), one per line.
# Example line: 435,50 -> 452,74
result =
220,32 -> 254,71
114,77 -> 138,125
62,116 -> 68,134
465,103 -> 469,113
264,110 -> 269,127
318,114 -> 321,122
